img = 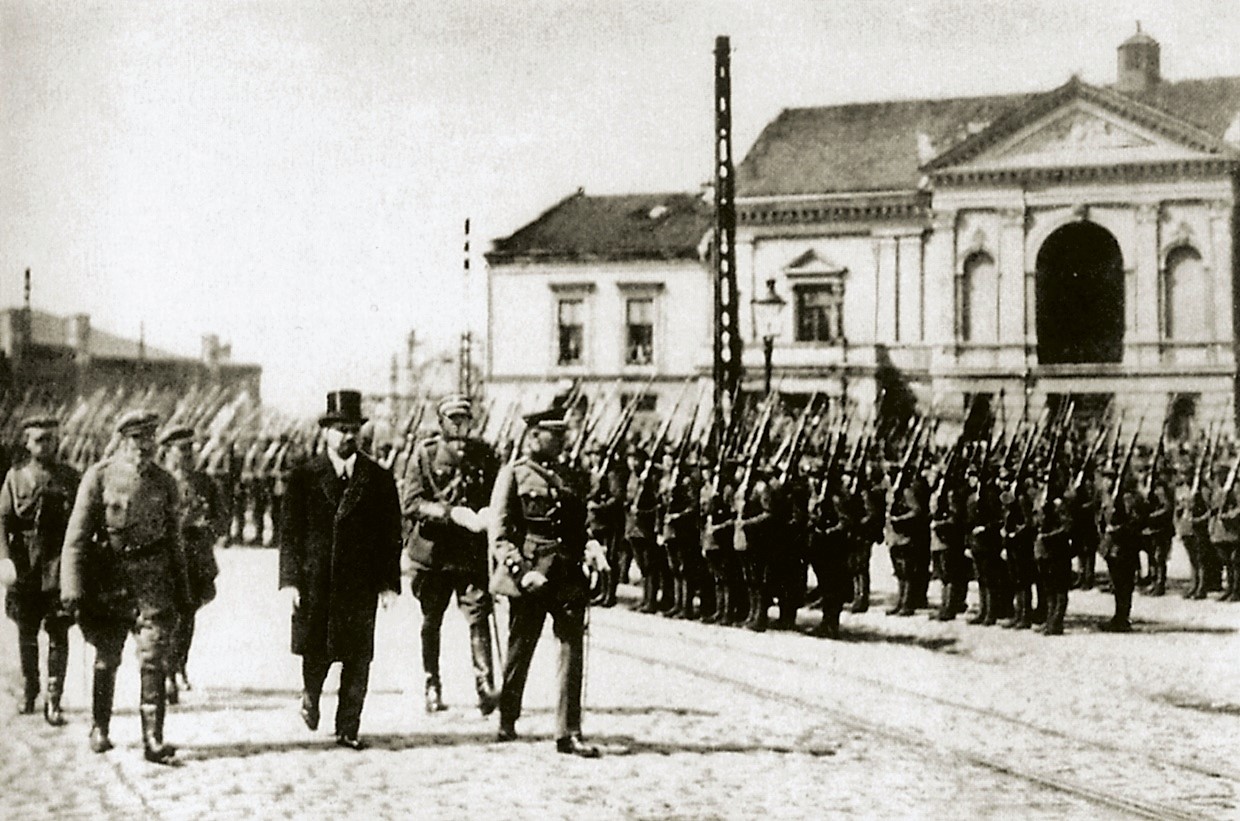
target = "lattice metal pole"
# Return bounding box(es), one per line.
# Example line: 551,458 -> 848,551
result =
459,218 -> 474,397
713,36 -> 743,433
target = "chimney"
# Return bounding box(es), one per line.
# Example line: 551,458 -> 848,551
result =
67,313 -> 92,362
1117,22 -> 1160,94
201,333 -> 220,370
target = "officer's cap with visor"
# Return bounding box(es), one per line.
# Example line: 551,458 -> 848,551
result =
158,426 -> 195,447
20,415 -> 59,432
437,394 -> 472,419
522,406 -> 567,432
115,410 -> 160,438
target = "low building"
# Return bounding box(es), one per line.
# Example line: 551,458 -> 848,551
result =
0,307 -> 261,399
485,190 -> 714,416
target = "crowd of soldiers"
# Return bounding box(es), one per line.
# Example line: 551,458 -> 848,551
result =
518,383 -> 1240,641
6,376 -> 1240,764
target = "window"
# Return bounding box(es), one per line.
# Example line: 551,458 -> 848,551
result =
557,299 -> 584,365
1164,245 -> 1207,341
794,284 -> 843,343
625,298 -> 654,365
620,392 -> 657,412
960,251 -> 997,343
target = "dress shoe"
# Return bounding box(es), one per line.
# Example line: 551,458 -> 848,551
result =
496,724 -> 518,742
89,726 -> 114,754
335,734 -> 368,751
300,693 -> 320,731
556,734 -> 600,758
425,681 -> 446,714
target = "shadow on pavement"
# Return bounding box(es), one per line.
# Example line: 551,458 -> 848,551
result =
185,731 -> 522,760
590,735 -> 837,757
1063,614 -> 1237,634
833,627 -> 959,652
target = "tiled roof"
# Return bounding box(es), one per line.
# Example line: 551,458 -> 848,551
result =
25,309 -> 182,361
487,191 -> 713,264
737,75 -> 1240,198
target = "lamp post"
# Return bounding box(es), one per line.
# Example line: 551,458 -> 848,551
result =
751,277 -> 787,396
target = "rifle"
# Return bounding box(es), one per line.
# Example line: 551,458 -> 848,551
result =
1071,424 -> 1109,493
1143,421 -> 1167,495
628,379 -> 693,514
1110,422 -> 1141,505
732,394 -> 777,522
891,415 -> 926,495
662,384 -> 707,509
778,393 -> 821,486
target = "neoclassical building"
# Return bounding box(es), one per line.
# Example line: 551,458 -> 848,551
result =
487,31 -> 1240,434
735,29 -> 1240,432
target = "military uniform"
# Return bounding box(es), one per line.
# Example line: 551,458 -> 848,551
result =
806,478 -> 856,638
585,457 -> 626,607
162,428 -> 225,700
1176,482 -> 1211,599
659,461 -> 705,619
626,457 -> 666,613
490,409 -> 602,756
0,428 -> 80,720
965,475 -> 1004,625
61,410 -> 190,762
1034,492 -> 1073,635
1140,478 -> 1174,596
402,414 -> 500,715
1100,487 -> 1140,631
701,470 -> 741,625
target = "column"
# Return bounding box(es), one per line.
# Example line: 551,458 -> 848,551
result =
924,211 -> 957,361
1208,201 -> 1235,362
1133,203 -> 1162,367
996,208 -> 1026,368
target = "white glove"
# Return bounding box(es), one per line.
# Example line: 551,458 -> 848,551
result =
424,502 -> 449,520
0,558 -> 15,588
379,590 -> 398,610
584,539 -> 610,574
449,505 -> 485,533
279,585 -> 300,610
519,570 -> 548,593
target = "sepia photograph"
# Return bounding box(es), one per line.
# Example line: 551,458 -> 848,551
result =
2,0 -> 1240,817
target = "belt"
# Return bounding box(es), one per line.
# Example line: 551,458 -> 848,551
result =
107,537 -> 167,559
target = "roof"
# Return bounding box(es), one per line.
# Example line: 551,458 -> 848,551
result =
24,309 -> 182,361
487,191 -> 713,264
737,74 -> 1240,198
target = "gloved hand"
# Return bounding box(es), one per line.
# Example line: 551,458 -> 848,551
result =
449,506 -> 485,533
584,539 -> 610,574
424,502 -> 449,520
279,585 -> 300,610
379,590 -> 398,610
519,570 -> 548,593
0,558 -> 16,587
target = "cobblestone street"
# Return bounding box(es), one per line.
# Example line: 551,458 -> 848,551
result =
3,546 -> 1239,819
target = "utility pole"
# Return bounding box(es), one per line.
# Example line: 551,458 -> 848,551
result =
459,217 -> 474,397
712,36 -> 742,431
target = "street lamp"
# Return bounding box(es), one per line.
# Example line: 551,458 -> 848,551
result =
751,277 -> 787,395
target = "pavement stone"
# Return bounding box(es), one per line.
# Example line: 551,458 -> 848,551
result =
0,544 -> 1236,819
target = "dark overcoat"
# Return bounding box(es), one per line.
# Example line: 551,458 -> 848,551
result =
278,453 -> 401,662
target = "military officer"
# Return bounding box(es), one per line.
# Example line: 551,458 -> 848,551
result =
401,394 -> 501,716
0,416 -> 80,724
60,410 -> 190,763
159,426 -> 224,702
489,406 -> 610,757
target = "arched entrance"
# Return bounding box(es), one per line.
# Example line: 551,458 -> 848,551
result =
1035,221 -> 1125,364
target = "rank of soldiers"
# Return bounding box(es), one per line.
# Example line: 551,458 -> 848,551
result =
4,377 -> 1239,765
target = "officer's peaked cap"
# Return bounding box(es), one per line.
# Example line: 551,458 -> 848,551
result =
20,415 -> 59,431
437,394 -> 472,418
158,426 -> 195,447
522,406 -> 567,431
115,409 -> 160,437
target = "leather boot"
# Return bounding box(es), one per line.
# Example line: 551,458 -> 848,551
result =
1152,562 -> 1166,597
677,579 -> 696,620
165,673 -> 180,706
90,666 -> 116,753
140,669 -> 176,763
701,582 -> 724,624
469,624 -> 500,717
887,579 -> 907,615
664,575 -> 683,618
850,574 -> 870,613
19,641 -> 39,714
424,676 -> 446,713
44,677 -> 67,727
638,577 -> 656,613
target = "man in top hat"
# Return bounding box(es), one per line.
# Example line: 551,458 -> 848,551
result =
60,410 -> 190,763
279,390 -> 402,750
158,426 -> 225,702
401,393 -> 501,715
0,416 -> 80,724
489,405 -> 610,757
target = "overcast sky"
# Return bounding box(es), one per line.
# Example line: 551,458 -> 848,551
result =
3,0 -> 1239,413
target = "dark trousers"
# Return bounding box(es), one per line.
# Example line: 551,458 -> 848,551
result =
1105,553 -> 1138,626
302,655 -> 371,738
498,591 -> 585,739
168,607 -> 197,674
413,567 -> 494,700
9,591 -> 72,700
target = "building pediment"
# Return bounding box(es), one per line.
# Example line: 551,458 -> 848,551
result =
784,249 -> 848,278
925,77 -> 1240,177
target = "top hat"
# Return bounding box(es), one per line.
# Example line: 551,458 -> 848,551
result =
319,390 -> 368,427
